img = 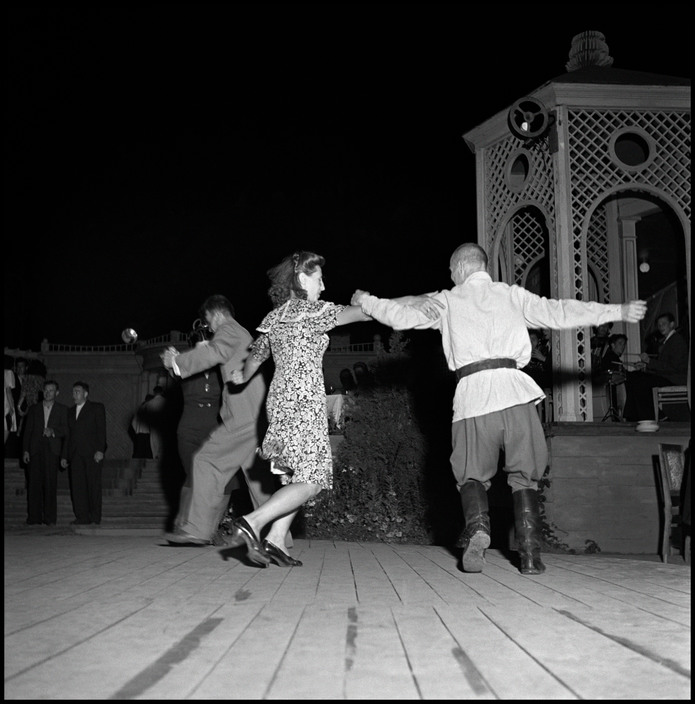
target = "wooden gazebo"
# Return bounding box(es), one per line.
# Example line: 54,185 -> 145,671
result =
462,30 -> 690,422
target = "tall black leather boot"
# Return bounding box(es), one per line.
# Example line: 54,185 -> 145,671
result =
456,481 -> 491,573
513,489 -> 546,575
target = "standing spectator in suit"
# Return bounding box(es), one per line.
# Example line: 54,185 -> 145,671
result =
11,358 -> 28,420
21,379 -> 68,525
161,294 -> 277,546
60,381 -> 107,525
623,312 -> 689,421
5,357 -> 28,457
4,355 -> 17,446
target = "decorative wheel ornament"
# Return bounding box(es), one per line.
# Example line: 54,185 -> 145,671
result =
508,97 -> 549,139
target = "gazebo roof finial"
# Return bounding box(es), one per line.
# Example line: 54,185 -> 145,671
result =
565,30 -> 614,72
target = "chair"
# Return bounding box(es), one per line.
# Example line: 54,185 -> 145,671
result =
653,385 -> 688,420
656,443 -> 688,563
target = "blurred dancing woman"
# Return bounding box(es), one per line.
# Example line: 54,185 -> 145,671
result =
228,251 -> 371,566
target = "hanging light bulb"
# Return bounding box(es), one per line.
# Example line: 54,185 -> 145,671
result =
639,261 -> 650,273
121,328 -> 138,343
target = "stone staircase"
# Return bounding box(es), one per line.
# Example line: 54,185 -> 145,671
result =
4,458 -> 175,534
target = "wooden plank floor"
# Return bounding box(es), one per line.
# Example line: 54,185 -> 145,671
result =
4,534 -> 691,700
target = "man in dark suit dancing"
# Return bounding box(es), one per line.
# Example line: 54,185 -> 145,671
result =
22,379 -> 68,525
61,381 -> 107,524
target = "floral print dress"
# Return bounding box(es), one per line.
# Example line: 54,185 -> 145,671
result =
250,298 -> 346,490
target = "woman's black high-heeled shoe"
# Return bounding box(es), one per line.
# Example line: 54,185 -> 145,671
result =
262,540 -> 303,567
231,517 -> 271,567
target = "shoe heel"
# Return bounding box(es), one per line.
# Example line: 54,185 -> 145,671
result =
232,523 -> 270,566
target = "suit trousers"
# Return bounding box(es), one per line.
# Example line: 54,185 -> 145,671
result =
27,440 -> 60,524
69,455 -> 103,523
179,420 -> 276,541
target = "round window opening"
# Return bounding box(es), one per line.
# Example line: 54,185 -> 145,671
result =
506,150 -> 532,192
610,129 -> 655,171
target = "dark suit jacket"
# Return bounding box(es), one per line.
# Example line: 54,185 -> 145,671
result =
648,331 -> 688,385
22,401 -> 69,458
64,400 -> 107,459
174,319 -> 266,434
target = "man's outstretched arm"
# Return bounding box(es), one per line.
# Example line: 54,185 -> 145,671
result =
350,289 -> 444,330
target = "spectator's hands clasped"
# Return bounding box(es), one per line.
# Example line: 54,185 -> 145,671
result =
621,300 -> 647,323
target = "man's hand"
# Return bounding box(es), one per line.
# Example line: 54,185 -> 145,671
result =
351,289 -> 370,306
23,451 -> 30,464
161,346 -> 179,369
94,451 -> 104,463
229,370 -> 244,385
409,295 -> 445,321
621,300 -> 647,323
60,458 -> 68,470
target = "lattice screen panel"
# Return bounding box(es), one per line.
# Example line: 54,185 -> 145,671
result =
512,208 -> 547,286
483,137 -> 557,255
586,204 -> 609,303
567,108 -> 690,418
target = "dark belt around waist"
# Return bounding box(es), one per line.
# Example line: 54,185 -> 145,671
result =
455,358 -> 517,381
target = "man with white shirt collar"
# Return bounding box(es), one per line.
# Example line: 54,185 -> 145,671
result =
352,242 -> 646,575
22,379 -> 68,525
61,381 -> 107,525
623,311 -> 689,421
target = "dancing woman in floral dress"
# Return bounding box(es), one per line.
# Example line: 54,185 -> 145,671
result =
228,251 -> 371,566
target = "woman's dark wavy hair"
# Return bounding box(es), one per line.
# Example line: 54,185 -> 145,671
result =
267,251 -> 325,308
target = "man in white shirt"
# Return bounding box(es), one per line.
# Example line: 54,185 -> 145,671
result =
352,243 -> 646,575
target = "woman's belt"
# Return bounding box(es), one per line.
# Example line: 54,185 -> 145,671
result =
455,358 -> 517,381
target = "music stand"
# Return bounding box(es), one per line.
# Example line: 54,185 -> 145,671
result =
601,363 -> 624,422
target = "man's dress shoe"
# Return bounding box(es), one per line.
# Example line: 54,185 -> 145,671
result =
164,529 -> 209,546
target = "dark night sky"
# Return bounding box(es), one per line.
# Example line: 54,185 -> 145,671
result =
5,5 -> 691,351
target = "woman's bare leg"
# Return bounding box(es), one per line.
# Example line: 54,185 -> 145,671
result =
243,482 -> 320,539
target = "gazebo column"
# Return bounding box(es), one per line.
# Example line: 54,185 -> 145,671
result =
616,213 -> 642,359
552,120 -> 584,422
